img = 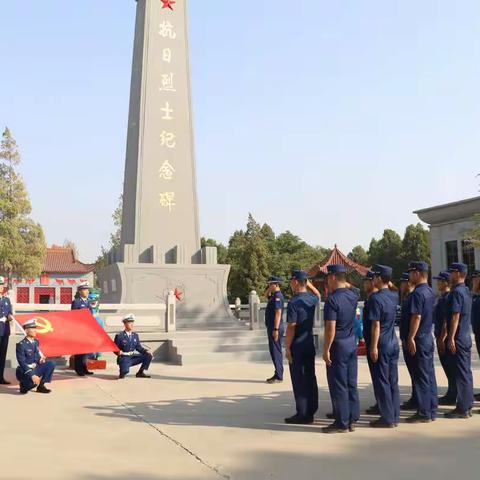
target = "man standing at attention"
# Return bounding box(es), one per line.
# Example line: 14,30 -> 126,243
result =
284,270 -> 321,425
0,276 -> 13,385
322,264 -> 360,433
264,276 -> 285,384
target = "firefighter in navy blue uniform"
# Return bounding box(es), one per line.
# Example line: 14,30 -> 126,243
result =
362,271 -> 380,415
322,264 -> 360,434
0,276 -> 13,384
399,272 -> 417,411
71,283 -> 94,376
284,270 -> 321,425
471,270 -> 480,401
16,319 -> 55,394
404,261 -> 438,423
368,264 -> 400,428
433,271 -> 456,405
114,314 -> 153,379
264,276 -> 285,384
443,262 -> 474,418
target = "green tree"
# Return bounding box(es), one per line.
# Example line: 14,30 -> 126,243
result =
368,229 -> 403,277
464,214 -> 480,248
348,245 -> 369,266
401,223 -> 430,266
0,127 -> 46,284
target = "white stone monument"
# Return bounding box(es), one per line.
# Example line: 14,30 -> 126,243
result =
98,0 -> 231,321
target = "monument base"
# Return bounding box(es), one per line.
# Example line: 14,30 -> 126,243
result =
97,263 -> 232,321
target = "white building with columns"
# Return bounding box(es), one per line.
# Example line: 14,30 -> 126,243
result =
415,196 -> 480,279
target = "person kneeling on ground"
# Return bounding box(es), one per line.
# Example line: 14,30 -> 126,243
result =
114,314 -> 153,379
16,319 -> 55,394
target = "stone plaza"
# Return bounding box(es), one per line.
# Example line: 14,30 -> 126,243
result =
1,355 -> 480,480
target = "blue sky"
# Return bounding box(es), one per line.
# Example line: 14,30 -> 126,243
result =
1,0 -> 479,262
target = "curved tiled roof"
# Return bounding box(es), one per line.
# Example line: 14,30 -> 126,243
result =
308,245 -> 370,277
43,245 -> 95,274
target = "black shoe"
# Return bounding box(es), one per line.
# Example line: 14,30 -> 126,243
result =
266,376 -> 283,384
365,404 -> 380,415
0,379 -> 11,385
119,374 -> 126,379
349,423 -> 356,432
136,371 -> 151,379
76,371 -> 86,377
444,408 -> 470,419
36,385 -> 51,394
326,412 -> 335,420
284,414 -> 314,425
322,423 -> 349,434
405,413 -> 431,424
369,418 -> 395,429
19,387 -> 29,395
85,371 -> 94,375
474,393 -> 480,402
400,400 -> 418,411
438,396 -> 456,406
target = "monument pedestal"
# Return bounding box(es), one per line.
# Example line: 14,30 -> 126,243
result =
98,262 -> 231,321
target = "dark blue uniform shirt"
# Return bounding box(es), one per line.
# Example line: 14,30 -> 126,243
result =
408,283 -> 435,341
399,293 -> 412,341
363,296 -> 373,346
446,283 -> 472,345
471,294 -> 480,337
16,337 -> 41,378
114,331 -> 147,354
324,288 -> 359,340
0,295 -> 13,337
265,291 -> 284,329
434,292 -> 450,338
287,292 -> 319,352
71,297 -> 93,312
368,289 -> 398,346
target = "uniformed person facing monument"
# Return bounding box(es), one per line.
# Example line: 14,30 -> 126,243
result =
368,265 -> 400,428
284,271 -> 321,425
264,276 -> 285,384
322,264 -> 360,434
404,261 -> 438,423
16,319 -> 55,394
433,271 -> 456,405
71,283 -> 94,376
0,276 -> 13,385
443,263 -> 474,419
114,314 -> 153,379
471,270 -> 480,401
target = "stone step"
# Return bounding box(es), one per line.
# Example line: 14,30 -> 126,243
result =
172,329 -> 266,338
175,351 -> 272,366
172,336 -> 267,346
171,342 -> 270,354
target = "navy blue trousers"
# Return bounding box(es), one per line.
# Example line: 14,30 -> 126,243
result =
409,339 -> 438,419
447,340 -> 474,413
267,327 -> 284,380
326,337 -> 360,429
73,354 -> 89,375
118,353 -> 152,376
0,334 -> 8,380
16,361 -> 55,390
401,343 -> 418,406
475,334 -> 480,359
437,339 -> 457,401
289,349 -> 318,419
371,342 -> 400,425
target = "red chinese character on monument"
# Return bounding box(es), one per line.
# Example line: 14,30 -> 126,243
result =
161,0 -> 176,10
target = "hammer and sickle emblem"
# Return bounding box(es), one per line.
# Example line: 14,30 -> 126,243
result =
34,317 -> 54,334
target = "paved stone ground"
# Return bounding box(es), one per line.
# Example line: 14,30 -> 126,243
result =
1,356 -> 480,480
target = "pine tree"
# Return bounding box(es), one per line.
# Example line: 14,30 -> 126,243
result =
0,127 -> 46,284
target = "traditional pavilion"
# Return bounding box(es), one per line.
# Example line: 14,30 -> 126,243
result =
308,245 -> 370,298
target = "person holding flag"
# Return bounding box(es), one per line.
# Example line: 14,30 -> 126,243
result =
16,319 -> 55,394
71,283 -> 94,376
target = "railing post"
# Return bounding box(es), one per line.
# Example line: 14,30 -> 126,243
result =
248,290 -> 260,330
234,297 -> 242,319
166,290 -> 176,332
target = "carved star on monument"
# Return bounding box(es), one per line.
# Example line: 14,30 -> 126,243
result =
161,0 -> 176,10
174,288 -> 184,301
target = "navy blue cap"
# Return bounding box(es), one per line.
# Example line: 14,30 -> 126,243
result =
408,261 -> 429,272
400,272 -> 410,282
326,264 -> 347,275
291,270 -> 308,281
433,271 -> 451,281
372,264 -> 393,277
363,271 -> 375,281
267,276 -> 283,285
448,262 -> 468,273
471,270 -> 480,278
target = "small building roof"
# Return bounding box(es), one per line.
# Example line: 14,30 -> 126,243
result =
42,245 -> 95,275
415,196 -> 480,226
308,244 -> 370,278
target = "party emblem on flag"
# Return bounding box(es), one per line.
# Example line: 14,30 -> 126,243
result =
34,316 -> 54,334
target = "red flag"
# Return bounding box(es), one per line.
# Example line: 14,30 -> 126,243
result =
15,310 -> 119,357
